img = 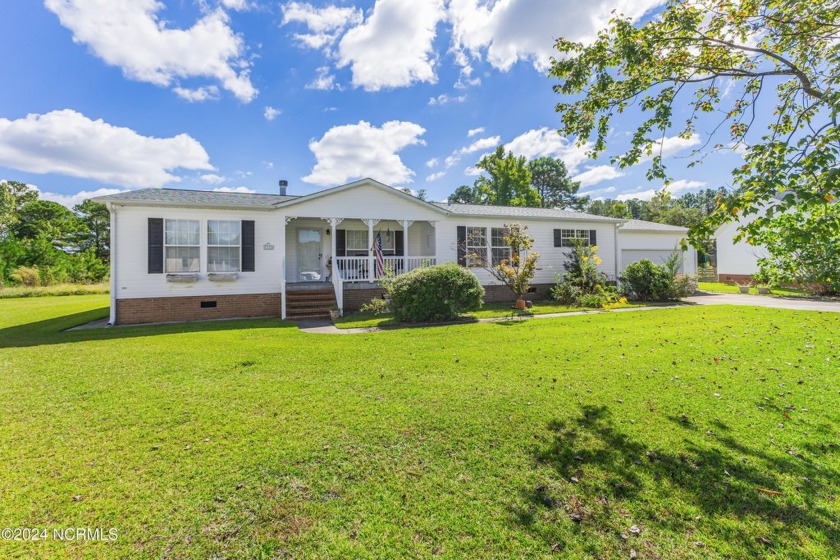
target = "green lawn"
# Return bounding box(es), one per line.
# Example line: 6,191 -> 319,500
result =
1,296 -> 838,559
0,282 -> 109,299
334,300 -> 641,329
698,282 -> 810,297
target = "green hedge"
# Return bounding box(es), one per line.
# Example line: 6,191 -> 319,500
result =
386,263 -> 484,322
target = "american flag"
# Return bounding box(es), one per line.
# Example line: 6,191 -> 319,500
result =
373,232 -> 385,277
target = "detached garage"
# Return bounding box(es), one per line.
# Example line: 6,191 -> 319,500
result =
618,220 -> 697,275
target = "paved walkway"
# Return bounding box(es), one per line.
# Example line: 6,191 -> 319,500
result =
297,293 -> 840,335
684,292 -> 840,312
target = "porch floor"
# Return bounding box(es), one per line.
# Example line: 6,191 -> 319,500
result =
286,282 -> 333,291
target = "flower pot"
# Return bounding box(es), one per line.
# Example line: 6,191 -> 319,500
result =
329,310 -> 341,321
514,298 -> 527,310
738,286 -> 750,294
757,286 -> 770,295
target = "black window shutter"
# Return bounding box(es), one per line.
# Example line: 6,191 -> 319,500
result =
336,229 -> 346,257
589,230 -> 597,246
457,226 -> 466,266
553,229 -> 562,248
394,230 -> 404,256
242,220 -> 255,272
148,218 -> 163,274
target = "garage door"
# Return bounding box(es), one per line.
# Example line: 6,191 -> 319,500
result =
622,250 -> 684,273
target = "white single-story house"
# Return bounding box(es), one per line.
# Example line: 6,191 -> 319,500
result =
715,213 -> 768,283
94,178 -> 696,324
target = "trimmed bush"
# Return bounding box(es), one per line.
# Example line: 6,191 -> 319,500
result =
620,257 -> 697,301
385,263 -> 484,322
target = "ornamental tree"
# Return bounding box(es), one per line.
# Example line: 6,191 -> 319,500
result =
472,223 -> 539,301
550,0 -> 840,247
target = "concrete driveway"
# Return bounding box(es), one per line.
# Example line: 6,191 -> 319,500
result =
685,292 -> 840,313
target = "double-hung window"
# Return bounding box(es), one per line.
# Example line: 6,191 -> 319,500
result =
560,229 -> 591,247
207,220 -> 241,272
491,227 -> 512,265
345,230 -> 369,256
466,226 -> 488,267
164,219 -> 200,273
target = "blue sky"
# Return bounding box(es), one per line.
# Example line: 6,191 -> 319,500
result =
0,0 -> 747,207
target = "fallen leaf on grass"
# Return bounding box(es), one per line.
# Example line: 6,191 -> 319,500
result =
756,487 -> 783,496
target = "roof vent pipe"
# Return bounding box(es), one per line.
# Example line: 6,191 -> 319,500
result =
278,179 -> 288,196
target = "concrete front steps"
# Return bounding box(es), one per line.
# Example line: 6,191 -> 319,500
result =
285,285 -> 336,320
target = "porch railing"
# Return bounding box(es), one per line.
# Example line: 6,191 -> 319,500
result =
334,256 -> 436,282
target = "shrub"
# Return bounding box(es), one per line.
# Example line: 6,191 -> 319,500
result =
10,265 -> 40,287
549,277 -> 581,305
620,256 -> 698,301
386,263 -> 484,322
360,297 -> 389,315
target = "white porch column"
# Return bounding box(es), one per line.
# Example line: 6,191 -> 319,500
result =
400,220 -> 412,273
362,219 -> 379,281
427,220 -> 438,265
323,218 -> 344,313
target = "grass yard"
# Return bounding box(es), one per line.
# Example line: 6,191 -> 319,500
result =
698,282 -> 811,298
334,300 -> 642,329
0,296 -> 838,559
0,282 -> 109,299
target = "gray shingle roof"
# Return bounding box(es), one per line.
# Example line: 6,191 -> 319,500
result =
433,202 -> 622,222
619,219 -> 688,233
92,188 -> 297,208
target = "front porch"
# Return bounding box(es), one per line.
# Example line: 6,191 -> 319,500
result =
281,216 -> 438,317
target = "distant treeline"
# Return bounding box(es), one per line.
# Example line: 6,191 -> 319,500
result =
0,181 -> 109,287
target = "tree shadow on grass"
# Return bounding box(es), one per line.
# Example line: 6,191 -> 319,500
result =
515,405 -> 839,557
0,307 -> 297,349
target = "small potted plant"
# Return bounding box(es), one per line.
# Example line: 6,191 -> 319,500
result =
329,305 -> 341,321
754,271 -> 771,294
736,279 -> 753,294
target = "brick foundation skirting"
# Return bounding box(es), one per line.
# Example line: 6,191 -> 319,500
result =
342,283 -> 555,311
116,293 -> 282,325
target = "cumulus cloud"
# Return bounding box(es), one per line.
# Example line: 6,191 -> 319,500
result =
0,110 -> 213,187
213,186 -> 256,193
200,173 -> 226,185
504,128 -> 591,172
443,135 -> 501,169
337,0 -> 445,91
306,66 -> 337,90
635,133 -> 702,163
38,187 -> 128,208
425,171 -> 446,182
264,106 -> 281,121
616,179 -> 706,201
426,158 -> 440,168
467,127 -> 485,137
572,165 -> 625,187
303,120 -> 426,186
281,2 -> 363,50
428,93 -> 466,105
448,0 -> 664,71
173,85 -> 220,102
45,0 -> 257,102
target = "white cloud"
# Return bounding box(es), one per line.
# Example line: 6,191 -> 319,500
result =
425,171 -> 446,182
428,93 -> 466,105
282,2 -> 363,50
213,186 -> 256,193
220,0 -> 250,10
264,106 -> 281,121
635,133 -> 702,163
616,179 -> 706,201
443,135 -> 502,170
0,110 -> 213,187
173,85 -> 220,102
464,166 -> 482,176
306,66 -> 337,90
426,158 -> 439,168
303,120 -> 426,186
37,187 -> 128,209
337,0 -> 445,91
200,173 -> 226,185
572,165 -> 625,187
45,0 -> 257,102
448,0 -> 664,71
467,127 -> 485,137
667,179 -> 706,193
504,128 -> 591,172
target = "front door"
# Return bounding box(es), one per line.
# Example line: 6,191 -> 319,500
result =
297,229 -> 322,281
